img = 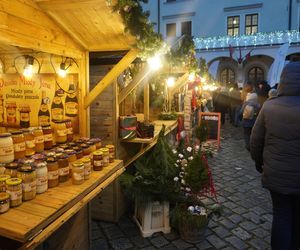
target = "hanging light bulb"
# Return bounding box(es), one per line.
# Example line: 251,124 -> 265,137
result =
188,72 -> 196,82
147,54 -> 162,71
23,56 -> 34,78
166,77 -> 175,87
58,62 -> 67,78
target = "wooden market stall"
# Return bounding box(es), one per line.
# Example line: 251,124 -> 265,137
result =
0,0 -> 180,249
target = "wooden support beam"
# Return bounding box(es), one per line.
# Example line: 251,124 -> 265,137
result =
36,0 -> 106,11
118,66 -> 152,104
84,48 -> 138,108
170,72 -> 189,97
144,82 -> 150,123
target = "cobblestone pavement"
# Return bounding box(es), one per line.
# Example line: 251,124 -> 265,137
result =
92,124 -> 272,250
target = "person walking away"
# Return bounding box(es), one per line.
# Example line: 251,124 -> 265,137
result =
214,87 -> 229,125
229,83 -> 242,126
256,81 -> 271,106
250,61 -> 300,250
240,92 -> 260,151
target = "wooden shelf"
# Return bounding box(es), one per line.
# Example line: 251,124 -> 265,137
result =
121,120 -> 177,144
0,160 -> 124,244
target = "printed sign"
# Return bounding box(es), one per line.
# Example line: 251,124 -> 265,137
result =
199,112 -> 221,148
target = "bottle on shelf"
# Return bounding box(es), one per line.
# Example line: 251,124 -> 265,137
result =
51,85 -> 64,122
65,76 -> 78,118
38,90 -> 50,126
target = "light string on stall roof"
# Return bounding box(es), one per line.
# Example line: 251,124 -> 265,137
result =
13,54 -> 41,76
49,54 -> 79,94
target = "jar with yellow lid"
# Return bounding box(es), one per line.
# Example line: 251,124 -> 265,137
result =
53,121 -> 67,144
42,125 -> 53,150
72,162 -> 84,185
0,192 -> 10,213
100,148 -> 109,167
17,165 -> 36,201
0,133 -> 14,164
93,151 -> 103,171
4,162 -> 19,178
6,178 -> 22,207
0,174 -> 10,192
46,157 -> 59,188
82,157 -> 92,180
33,127 -> 44,153
22,129 -> 36,157
11,131 -> 26,160
106,145 -> 115,163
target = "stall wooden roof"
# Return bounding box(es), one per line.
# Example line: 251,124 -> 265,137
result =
0,0 -> 136,58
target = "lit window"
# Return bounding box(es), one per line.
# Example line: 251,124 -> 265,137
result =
245,14 -> 258,35
181,21 -> 192,37
220,68 -> 235,85
166,23 -> 176,37
248,67 -> 264,84
227,16 -> 240,36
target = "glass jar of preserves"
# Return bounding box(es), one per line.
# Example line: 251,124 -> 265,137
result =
35,161 -> 48,194
65,150 -> 77,163
53,121 -> 67,144
6,101 -> 17,125
65,119 -> 73,142
33,127 -> 44,153
57,154 -> 69,183
0,133 -> 14,164
46,157 -> 59,188
22,129 -> 36,157
90,138 -> 102,149
106,145 -> 115,163
80,144 -> 90,156
0,175 -> 10,192
82,157 -> 92,180
19,105 -> 31,128
93,151 -> 103,171
100,148 -> 109,167
6,177 -> 22,207
72,162 -> 84,185
42,125 -> 53,150
17,165 -> 36,201
87,141 -> 96,153
11,131 -> 26,160
0,192 -> 10,213
4,162 -> 19,178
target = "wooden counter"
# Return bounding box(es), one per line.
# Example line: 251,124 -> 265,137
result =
0,160 -> 124,248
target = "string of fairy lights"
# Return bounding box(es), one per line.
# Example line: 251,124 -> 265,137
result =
194,30 -> 300,50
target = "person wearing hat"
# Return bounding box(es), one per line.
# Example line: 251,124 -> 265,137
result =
250,61 -> 300,249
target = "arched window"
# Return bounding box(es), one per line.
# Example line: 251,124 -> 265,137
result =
220,68 -> 235,85
248,67 -> 264,84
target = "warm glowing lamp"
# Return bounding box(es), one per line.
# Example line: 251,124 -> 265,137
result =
23,56 -> 34,78
166,77 -> 175,87
147,55 -> 162,71
58,62 -> 67,78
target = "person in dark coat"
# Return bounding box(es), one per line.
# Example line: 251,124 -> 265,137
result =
250,61 -> 300,250
214,87 -> 229,125
229,83 -> 242,126
256,80 -> 271,106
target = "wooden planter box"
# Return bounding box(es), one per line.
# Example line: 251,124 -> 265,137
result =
133,200 -> 171,237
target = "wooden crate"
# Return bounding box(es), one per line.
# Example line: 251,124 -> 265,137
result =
91,178 -> 126,222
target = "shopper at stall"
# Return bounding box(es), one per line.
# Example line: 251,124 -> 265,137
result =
213,87 -> 229,125
250,61 -> 300,250
229,83 -> 242,127
239,92 -> 260,151
256,80 -> 271,106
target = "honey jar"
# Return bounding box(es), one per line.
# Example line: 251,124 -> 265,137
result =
11,131 -> 26,160
22,129 -> 36,157
82,157 -> 92,180
93,151 -> 103,171
42,125 -> 53,150
17,165 -> 36,201
6,177 -> 22,207
46,157 -> 59,188
0,133 -> 14,164
33,127 -> 44,153
72,162 -> 84,185
100,148 -> 109,167
53,121 -> 67,144
0,192 -> 10,213
57,154 -> 69,183
106,144 -> 115,163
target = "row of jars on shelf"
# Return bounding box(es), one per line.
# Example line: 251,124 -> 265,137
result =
0,121 -> 76,164
0,139 -> 115,214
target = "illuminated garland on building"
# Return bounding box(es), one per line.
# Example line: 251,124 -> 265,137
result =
194,30 -> 300,50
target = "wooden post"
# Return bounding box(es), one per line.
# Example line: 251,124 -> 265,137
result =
144,82 -> 150,123
84,48 -> 139,108
78,51 -> 90,137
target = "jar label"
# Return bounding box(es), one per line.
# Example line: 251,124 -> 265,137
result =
0,145 -> 14,156
103,156 -> 109,164
22,181 -> 36,192
67,128 -> 73,135
40,104 -> 48,112
57,129 -> 67,137
0,202 -> 9,213
20,112 -> 30,122
65,102 -> 78,115
93,160 -> 102,167
59,167 -> 69,176
44,134 -> 53,142
52,108 -> 63,121
37,176 -> 48,186
6,189 -> 22,201
14,142 -> 26,152
26,140 -> 35,149
48,170 -> 59,180
35,135 -> 44,144
39,116 -> 50,126
73,172 -> 84,181
84,168 -> 91,176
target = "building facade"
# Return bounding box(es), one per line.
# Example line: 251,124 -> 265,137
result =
144,0 -> 300,87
